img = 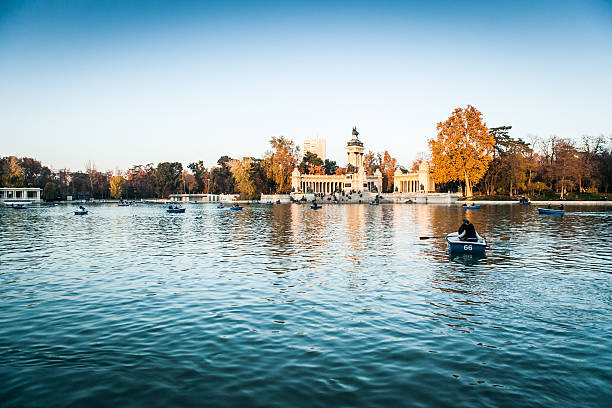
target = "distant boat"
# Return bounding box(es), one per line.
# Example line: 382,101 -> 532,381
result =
7,203 -> 28,209
74,210 -> 88,215
230,205 -> 243,211
446,232 -> 487,254
462,205 -> 480,210
538,208 -> 564,215
216,204 -> 225,209
265,202 -> 273,205
118,201 -> 131,207
276,200 -> 281,204
370,202 -> 379,206
310,204 -> 322,210
167,207 -> 185,213
519,197 -> 531,205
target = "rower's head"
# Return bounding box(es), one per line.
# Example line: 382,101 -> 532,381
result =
463,218 -> 470,225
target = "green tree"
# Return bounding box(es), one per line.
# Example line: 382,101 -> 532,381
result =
324,159 -> 338,175
298,151 -> 324,175
43,182 -> 61,201
209,156 -> 235,194
229,157 -> 263,200
155,162 -> 183,198
429,105 -> 494,197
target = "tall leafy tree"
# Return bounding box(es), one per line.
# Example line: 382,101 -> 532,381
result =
187,160 -> 210,193
298,151 -> 324,175
262,136 -> 300,193
379,151 -> 396,193
155,162 -> 183,198
229,157 -> 263,200
324,159 -> 338,175
209,156 -> 235,194
429,105 -> 494,197
110,174 -> 125,199
1,156 -> 24,187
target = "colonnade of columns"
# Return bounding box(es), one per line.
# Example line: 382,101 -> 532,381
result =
300,180 -> 344,194
398,179 -> 421,193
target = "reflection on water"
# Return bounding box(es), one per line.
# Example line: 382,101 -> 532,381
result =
0,203 -> 611,408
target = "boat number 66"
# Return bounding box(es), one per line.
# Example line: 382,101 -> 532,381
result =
463,245 -> 472,251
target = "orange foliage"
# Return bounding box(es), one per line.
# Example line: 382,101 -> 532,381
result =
429,105 -> 493,197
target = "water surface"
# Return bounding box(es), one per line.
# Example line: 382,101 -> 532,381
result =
1,203 -> 611,407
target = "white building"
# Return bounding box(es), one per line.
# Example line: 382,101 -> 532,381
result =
303,138 -> 326,161
0,187 -> 42,203
292,128 -> 383,195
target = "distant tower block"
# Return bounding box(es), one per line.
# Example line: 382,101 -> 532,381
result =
303,138 -> 326,161
347,126 -> 364,170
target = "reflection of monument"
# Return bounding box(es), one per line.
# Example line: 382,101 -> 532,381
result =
291,127 -> 383,195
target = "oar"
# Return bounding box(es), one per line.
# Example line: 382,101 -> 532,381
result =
419,235 -> 446,240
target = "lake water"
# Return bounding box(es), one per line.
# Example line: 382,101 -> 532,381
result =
1,203 -> 611,407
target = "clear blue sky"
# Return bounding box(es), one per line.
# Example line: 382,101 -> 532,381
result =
1,0 -> 611,171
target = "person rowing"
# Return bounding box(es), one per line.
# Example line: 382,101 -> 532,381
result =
458,218 -> 478,241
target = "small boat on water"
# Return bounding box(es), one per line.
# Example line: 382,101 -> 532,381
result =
230,205 -> 243,211
265,202 -> 274,205
7,204 -> 28,209
118,201 -> 131,207
311,204 -> 323,210
74,210 -> 88,215
446,232 -> 487,254
519,197 -> 531,205
538,208 -> 564,215
167,206 -> 185,213
276,200 -> 281,204
216,204 -> 225,209
370,202 -> 379,206
462,205 -> 480,210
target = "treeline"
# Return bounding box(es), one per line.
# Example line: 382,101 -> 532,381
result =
1,136 -> 402,200
429,105 -> 612,198
476,130 -> 612,198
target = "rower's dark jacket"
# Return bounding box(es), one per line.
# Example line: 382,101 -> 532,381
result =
458,223 -> 477,240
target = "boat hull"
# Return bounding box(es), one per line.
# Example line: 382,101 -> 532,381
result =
462,205 -> 480,210
538,208 -> 564,215
167,209 -> 185,213
74,211 -> 88,215
446,232 -> 486,254
230,207 -> 243,211
311,205 -> 322,210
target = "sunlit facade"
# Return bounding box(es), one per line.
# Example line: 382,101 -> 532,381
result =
393,162 -> 436,193
292,131 -> 383,194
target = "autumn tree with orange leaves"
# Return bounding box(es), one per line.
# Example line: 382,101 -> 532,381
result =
429,105 -> 494,197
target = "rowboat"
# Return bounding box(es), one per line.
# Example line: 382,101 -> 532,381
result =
118,201 -> 131,207
446,232 -> 487,254
74,210 -> 88,215
538,208 -> 564,215
311,204 -> 322,210
167,208 -> 185,213
369,202 -> 380,206
7,204 -> 28,209
230,206 -> 243,211
265,202 -> 273,205
216,204 -> 225,209
462,205 -> 480,210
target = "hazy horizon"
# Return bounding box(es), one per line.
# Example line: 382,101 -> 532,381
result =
1,0 -> 612,172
